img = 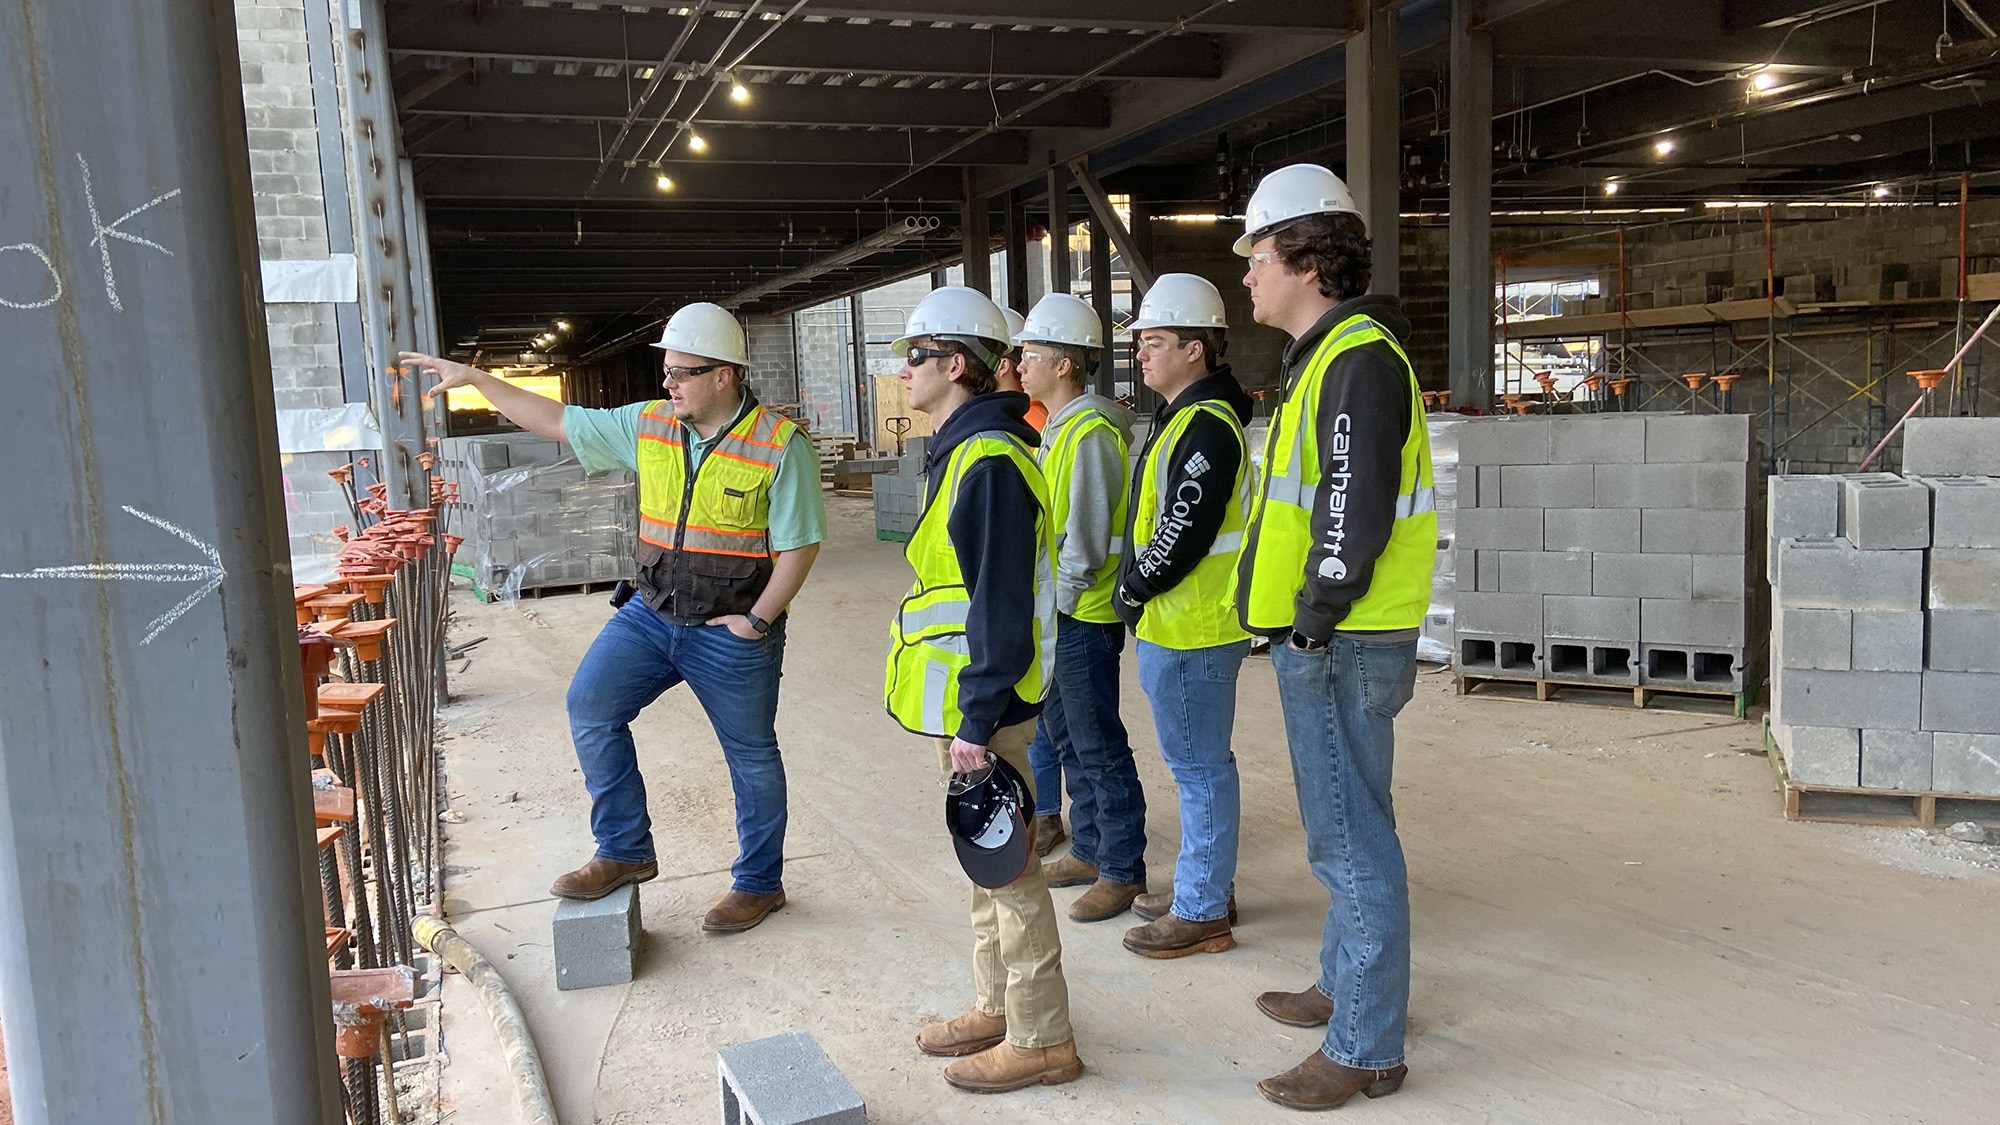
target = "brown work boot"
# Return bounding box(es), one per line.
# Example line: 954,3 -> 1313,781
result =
1032,814 -> 1067,858
1256,985 -> 1334,1028
1041,853 -> 1098,888
1122,913 -> 1235,958
916,1008 -> 1007,1058
1133,891 -> 1238,925
1257,1051 -> 1407,1110
943,1038 -> 1084,1093
701,888 -> 786,933
1068,878 -> 1144,923
549,856 -> 658,901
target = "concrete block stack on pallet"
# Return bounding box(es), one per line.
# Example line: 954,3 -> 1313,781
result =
441,433 -> 637,596
1770,417 -> 2000,800
871,436 -> 927,540
1453,412 -> 1762,697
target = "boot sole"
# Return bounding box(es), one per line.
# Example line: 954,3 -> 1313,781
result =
1256,1074 -> 1404,1110
1068,901 -> 1139,923
916,1032 -> 1005,1059
945,1059 -> 1085,1094
1124,932 -> 1236,959
1043,872 -> 1098,889
701,893 -> 785,933
549,866 -> 658,901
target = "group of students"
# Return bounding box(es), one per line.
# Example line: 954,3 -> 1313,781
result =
398,162 -> 1437,1111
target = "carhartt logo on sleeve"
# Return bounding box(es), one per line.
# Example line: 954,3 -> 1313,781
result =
1315,413 -> 1353,580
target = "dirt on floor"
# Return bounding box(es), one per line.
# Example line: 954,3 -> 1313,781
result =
430,496 -> 2000,1124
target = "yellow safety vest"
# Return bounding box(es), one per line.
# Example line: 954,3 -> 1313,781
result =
1237,314 -> 1436,633
1037,405 -> 1128,625
883,432 -> 1058,738
634,400 -> 796,557
1131,400 -> 1252,649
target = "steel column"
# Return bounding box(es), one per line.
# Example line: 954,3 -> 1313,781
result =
959,168 -> 991,295
0,0 -> 342,1120
1346,0 -> 1401,297
850,293 -> 872,447
1447,0 -> 1495,409
1069,157 -> 1155,293
339,0 -> 428,507
1003,193 -> 1030,313
1047,163 -> 1072,295
1090,220 -> 1115,399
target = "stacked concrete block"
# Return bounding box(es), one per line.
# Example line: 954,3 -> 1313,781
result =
1768,452 -> 2000,796
1454,413 -> 1760,691
442,433 -> 637,595
872,436 -> 927,538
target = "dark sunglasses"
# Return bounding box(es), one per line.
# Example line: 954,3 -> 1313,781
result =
905,346 -> 956,367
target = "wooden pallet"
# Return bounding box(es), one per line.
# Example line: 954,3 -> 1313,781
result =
876,529 -> 912,543
1456,671 -> 1751,719
1762,719 -> 2000,827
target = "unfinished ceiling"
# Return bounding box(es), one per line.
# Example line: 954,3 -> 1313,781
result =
391,0 -> 2000,354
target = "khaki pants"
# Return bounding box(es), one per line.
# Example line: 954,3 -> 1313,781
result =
934,719 -> 1074,1048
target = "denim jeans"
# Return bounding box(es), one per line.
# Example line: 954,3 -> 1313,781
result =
565,596 -> 788,895
1041,615 -> 1147,885
1270,633 -> 1419,1071
1025,724 -> 1068,818
1135,638 -> 1249,924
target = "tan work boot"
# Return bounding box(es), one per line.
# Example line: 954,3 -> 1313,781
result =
1257,1051 -> 1407,1110
701,888 -> 786,933
1041,853 -> 1098,888
549,856 -> 658,901
1068,878 -> 1144,923
1032,814 -> 1067,858
1133,891 -> 1238,925
943,1038 -> 1085,1093
917,1008 -> 1007,1058
1256,984 -> 1334,1028
1122,913 -> 1235,958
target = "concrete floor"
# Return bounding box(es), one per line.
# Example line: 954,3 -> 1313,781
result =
432,497 -> 2000,1124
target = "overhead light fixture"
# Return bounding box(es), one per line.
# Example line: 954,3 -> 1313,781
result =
1873,183 -> 1893,199
1603,180 -> 1622,196
655,174 -> 675,192
688,132 -> 708,153
1654,138 -> 1676,156
728,74 -> 750,103
556,320 -> 572,332
1750,70 -> 1778,93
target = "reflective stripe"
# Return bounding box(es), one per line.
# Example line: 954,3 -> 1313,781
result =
1261,473 -> 1312,509
900,599 -> 970,634
1396,486 -> 1436,519
922,660 -> 952,737
1107,536 -> 1125,553
1205,530 -> 1242,556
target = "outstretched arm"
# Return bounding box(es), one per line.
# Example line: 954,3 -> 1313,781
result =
399,352 -> 565,440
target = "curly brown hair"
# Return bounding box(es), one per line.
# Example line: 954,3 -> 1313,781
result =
1270,212 -> 1371,301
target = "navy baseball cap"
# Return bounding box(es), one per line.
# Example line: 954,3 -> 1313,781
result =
946,753 -> 1033,889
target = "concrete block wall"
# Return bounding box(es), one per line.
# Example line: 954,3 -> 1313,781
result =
1454,412 -> 1762,691
742,314 -> 799,409
236,0 -> 363,582
1768,429 -> 2000,795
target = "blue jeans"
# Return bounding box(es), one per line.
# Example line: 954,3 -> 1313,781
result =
1041,615 -> 1146,885
1026,725 -> 1068,818
1270,634 -> 1419,1071
565,597 -> 788,895
1135,638 -> 1249,924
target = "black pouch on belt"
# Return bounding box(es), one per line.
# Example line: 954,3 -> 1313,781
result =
609,579 -> 637,609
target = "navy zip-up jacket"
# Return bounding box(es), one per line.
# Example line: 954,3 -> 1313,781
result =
921,390 -> 1044,745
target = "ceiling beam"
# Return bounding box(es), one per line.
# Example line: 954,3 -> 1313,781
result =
414,157 -> 966,202
503,1 -> 1355,34
387,5 -> 1226,80
407,118 -> 1031,165
401,70 -> 1112,128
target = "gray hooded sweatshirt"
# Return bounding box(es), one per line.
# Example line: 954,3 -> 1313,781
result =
1042,392 -> 1138,617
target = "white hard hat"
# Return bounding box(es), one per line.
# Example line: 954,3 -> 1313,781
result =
1232,163 -> 1364,256
1003,308 -> 1027,345
1015,293 -> 1103,349
651,301 -> 748,365
891,285 -> 1012,365
1131,273 -> 1228,332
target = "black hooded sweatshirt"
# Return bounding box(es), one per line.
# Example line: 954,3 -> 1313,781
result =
920,390 -> 1043,745
1117,365 -> 1256,607
1240,293 -> 1417,643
